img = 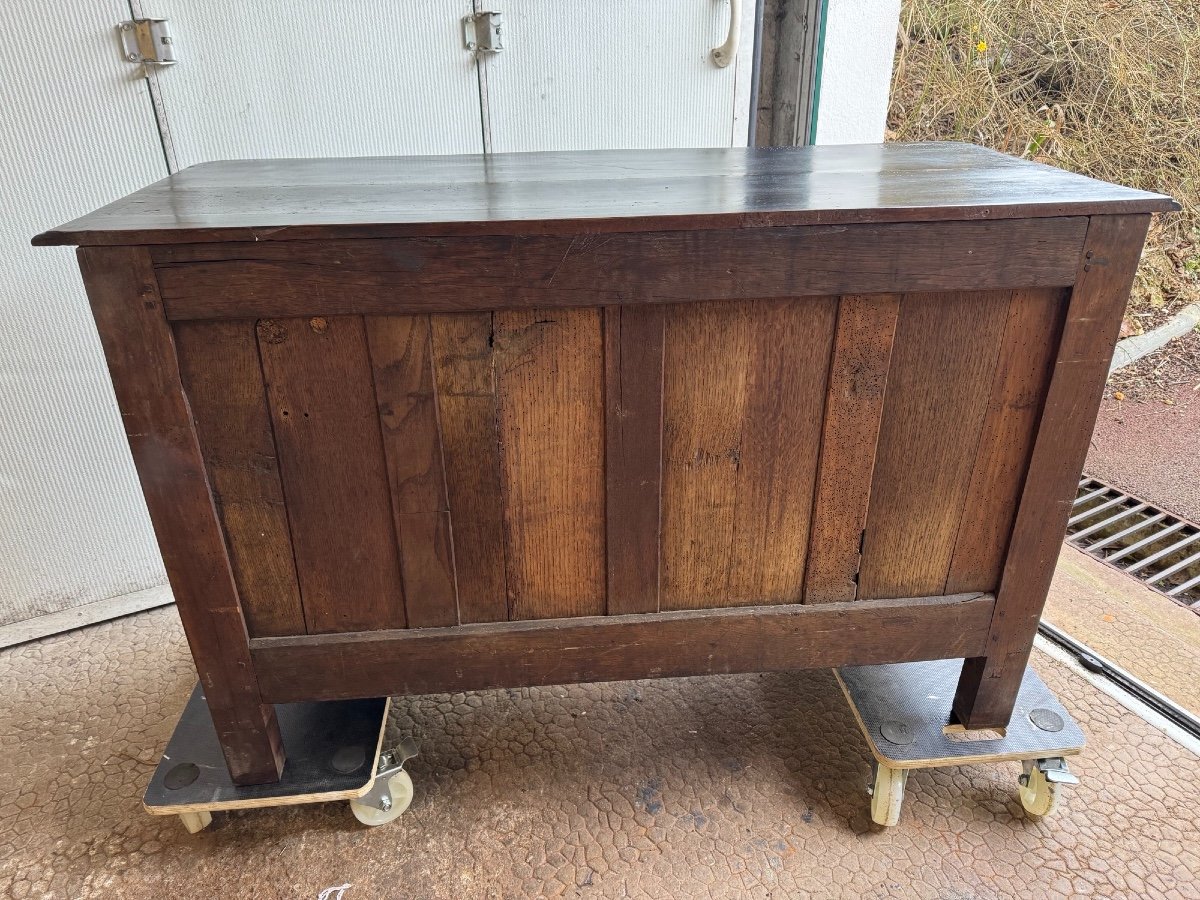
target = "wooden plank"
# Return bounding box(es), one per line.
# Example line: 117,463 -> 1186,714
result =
857,291 -> 1012,600
152,218 -> 1089,320
365,315 -> 458,628
945,288 -> 1067,594
250,592 -> 996,703
494,308 -> 606,619
727,298 -> 837,602
604,305 -> 665,615
257,315 -> 407,633
174,320 -> 306,637
429,313 -> 508,623
954,215 -> 1151,728
77,246 -> 284,785
660,300 -> 835,609
38,143 -> 1176,248
802,295 -> 901,603
660,301 -> 755,609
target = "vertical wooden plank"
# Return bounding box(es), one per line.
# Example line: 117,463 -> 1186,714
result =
727,298 -> 837,602
366,315 -> 458,628
944,288 -> 1067,594
660,302 -> 755,610
802,294 -> 900,603
257,315 -> 407,633
78,247 -> 284,785
857,291 -> 1011,600
430,313 -> 508,623
955,215 -> 1150,728
660,299 -> 835,610
494,308 -> 605,620
604,305 -> 665,615
175,320 -> 306,637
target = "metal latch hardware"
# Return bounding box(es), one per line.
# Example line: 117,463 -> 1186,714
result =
463,11 -> 503,54
118,18 -> 176,66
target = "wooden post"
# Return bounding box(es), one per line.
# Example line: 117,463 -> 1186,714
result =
952,215 -> 1151,728
78,246 -> 285,785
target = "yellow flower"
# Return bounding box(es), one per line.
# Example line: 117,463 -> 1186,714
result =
976,40 -> 988,53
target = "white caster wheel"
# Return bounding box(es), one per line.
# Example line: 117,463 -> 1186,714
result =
869,762 -> 907,826
178,810 -> 212,833
1019,758 -> 1072,818
349,769 -> 413,826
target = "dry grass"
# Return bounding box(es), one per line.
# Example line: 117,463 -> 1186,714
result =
889,0 -> 1200,324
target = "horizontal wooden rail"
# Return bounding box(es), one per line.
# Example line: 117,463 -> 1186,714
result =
153,218 -> 1086,320
250,592 -> 994,702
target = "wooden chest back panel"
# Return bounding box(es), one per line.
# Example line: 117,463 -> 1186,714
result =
174,289 -> 1064,637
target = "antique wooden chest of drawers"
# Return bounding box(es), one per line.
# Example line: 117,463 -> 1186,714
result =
37,143 -> 1175,784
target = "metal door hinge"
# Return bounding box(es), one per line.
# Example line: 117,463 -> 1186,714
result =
463,11 -> 503,54
118,18 -> 176,66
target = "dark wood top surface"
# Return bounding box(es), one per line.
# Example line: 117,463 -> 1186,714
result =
35,142 -> 1177,246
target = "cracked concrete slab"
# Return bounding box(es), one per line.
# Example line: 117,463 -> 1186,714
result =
1,586 -> 1198,899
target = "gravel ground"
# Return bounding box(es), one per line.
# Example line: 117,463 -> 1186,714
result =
1086,380 -> 1200,523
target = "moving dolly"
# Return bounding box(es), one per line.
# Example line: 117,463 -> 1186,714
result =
146,659 -> 1082,832
837,658 -> 1083,826
144,685 -> 416,832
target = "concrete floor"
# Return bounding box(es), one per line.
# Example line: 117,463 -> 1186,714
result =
2,552 -> 1199,899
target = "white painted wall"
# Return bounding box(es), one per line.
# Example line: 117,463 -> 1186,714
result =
813,0 -> 901,145
0,3 -> 169,628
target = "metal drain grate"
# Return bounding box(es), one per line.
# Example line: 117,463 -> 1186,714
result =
1067,476 -> 1200,609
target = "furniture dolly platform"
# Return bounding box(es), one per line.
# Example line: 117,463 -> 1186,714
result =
143,685 -> 417,831
36,143 -> 1173,827
837,659 -> 1084,826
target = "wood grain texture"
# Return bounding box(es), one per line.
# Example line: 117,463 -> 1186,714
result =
954,215 -> 1152,728
944,288 -> 1067,594
77,246 -> 284,785
251,593 -> 995,703
660,299 -> 836,610
174,320 -> 306,637
857,291 -> 1012,600
258,316 -> 407,633
37,143 -> 1175,247
494,309 -> 606,619
150,218 -> 1088,321
604,305 -> 665,615
430,313 -> 508,623
365,315 -> 458,628
802,295 -> 900,603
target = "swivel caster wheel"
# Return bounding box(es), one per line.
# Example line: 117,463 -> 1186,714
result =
1019,757 -> 1076,818
349,769 -> 414,826
868,762 -> 908,826
348,740 -> 418,827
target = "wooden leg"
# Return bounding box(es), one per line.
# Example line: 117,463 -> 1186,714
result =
952,215 -> 1151,729
79,246 -> 285,785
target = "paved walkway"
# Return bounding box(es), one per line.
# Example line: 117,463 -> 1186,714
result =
1,551 -> 1197,899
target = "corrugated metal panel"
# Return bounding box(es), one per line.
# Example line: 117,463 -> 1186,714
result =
0,4 -> 169,626
148,0 -> 484,167
484,0 -> 757,152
